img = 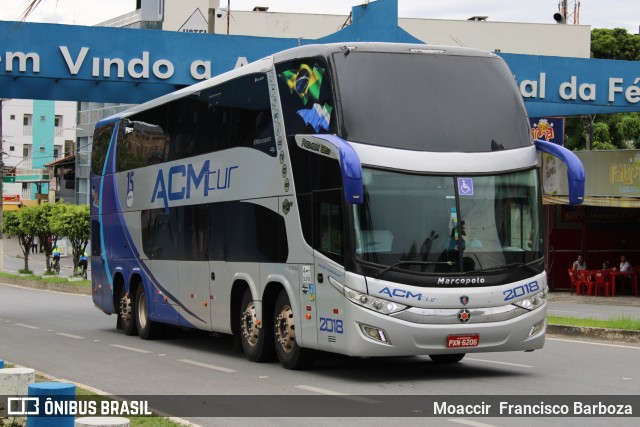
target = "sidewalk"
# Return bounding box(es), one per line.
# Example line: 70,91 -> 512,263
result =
0,236 -> 89,278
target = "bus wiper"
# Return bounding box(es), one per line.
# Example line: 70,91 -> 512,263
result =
374,260 -> 454,278
482,262 -> 539,274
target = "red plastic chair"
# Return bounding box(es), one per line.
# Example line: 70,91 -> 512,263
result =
567,269 -> 583,295
593,270 -> 612,297
577,270 -> 594,296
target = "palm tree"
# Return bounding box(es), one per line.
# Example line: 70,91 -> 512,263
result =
21,0 -> 47,20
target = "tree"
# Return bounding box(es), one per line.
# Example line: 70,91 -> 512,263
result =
21,1 -> 46,20
56,204 -> 90,271
33,203 -> 65,273
2,208 -> 38,273
616,115 -> 640,148
591,28 -> 640,61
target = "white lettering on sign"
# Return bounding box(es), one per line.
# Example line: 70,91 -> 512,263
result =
59,46 -> 88,74
60,46 -> 175,79
190,60 -> 212,80
609,77 -> 640,103
234,56 -> 249,68
4,51 -> 40,72
559,76 -> 596,101
520,72 -> 546,99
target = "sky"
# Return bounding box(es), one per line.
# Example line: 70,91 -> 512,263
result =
0,0 -> 637,33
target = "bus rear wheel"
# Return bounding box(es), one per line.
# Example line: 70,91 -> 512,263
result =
118,289 -> 137,336
274,290 -> 313,370
136,286 -> 162,339
239,289 -> 274,362
429,353 -> 465,363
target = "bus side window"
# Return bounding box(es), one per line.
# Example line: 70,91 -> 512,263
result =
313,189 -> 344,263
275,58 -> 337,136
231,74 -> 276,156
91,123 -> 115,176
198,82 -> 233,153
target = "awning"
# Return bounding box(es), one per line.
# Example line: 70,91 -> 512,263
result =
45,154 -> 75,167
543,195 -> 640,208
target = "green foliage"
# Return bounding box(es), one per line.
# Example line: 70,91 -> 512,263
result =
3,207 -> 40,272
591,28 -> 640,60
616,114 -> 640,148
548,315 -> 640,331
592,122 -> 611,145
55,204 -> 90,270
2,203 -> 90,274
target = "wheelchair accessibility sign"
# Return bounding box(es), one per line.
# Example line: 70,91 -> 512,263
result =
457,178 -> 474,196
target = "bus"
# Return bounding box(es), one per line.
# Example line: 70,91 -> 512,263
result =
90,42 -> 584,370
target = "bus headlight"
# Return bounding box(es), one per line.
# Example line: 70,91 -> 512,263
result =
513,285 -> 548,311
328,276 -> 407,315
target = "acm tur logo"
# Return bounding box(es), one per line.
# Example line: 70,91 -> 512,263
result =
149,160 -> 239,208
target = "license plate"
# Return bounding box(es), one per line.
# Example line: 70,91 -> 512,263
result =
446,334 -> 479,348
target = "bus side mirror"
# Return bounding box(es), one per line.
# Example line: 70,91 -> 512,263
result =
535,139 -> 585,205
295,134 -> 363,204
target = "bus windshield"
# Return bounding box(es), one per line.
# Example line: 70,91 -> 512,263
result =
332,50 -> 531,152
352,168 -> 543,274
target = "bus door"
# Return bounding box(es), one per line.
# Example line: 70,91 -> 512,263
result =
312,189 -> 348,351
90,217 -> 109,311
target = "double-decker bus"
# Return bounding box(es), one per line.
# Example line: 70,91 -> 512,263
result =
91,43 -> 584,369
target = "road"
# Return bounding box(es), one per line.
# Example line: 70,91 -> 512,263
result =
1,283 -> 639,426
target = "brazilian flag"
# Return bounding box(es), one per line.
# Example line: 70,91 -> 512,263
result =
279,64 -> 325,105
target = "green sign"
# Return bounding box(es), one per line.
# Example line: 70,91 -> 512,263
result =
2,176 -> 15,183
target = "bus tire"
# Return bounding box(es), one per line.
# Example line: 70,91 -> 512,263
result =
239,288 -> 274,362
274,290 -> 313,370
429,353 -> 465,363
118,288 -> 137,336
136,285 -> 162,340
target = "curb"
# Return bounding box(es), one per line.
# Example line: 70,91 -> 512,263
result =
0,277 -> 91,295
546,324 -> 640,344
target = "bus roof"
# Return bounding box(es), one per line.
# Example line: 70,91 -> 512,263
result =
96,42 -> 498,128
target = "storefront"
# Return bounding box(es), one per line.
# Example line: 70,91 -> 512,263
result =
543,149 -> 640,290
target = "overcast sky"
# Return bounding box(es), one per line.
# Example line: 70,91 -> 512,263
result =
0,0 -> 637,32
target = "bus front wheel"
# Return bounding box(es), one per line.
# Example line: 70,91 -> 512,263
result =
429,353 -> 465,363
136,286 -> 162,339
239,289 -> 274,362
118,289 -> 137,336
274,290 -> 313,370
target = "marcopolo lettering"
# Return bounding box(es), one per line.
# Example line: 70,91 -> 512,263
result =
437,277 -> 485,285
151,160 -> 239,208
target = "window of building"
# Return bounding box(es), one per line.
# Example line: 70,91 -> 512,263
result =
10,115 -> 15,120
54,115 -> 62,128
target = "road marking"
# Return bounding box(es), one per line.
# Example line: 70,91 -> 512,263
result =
449,419 -> 499,427
56,332 -> 85,340
178,359 -> 236,373
547,337 -> 640,349
294,385 -> 379,404
109,344 -> 151,354
466,358 -> 534,368
15,323 -> 38,329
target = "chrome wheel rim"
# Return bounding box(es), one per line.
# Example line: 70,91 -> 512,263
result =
241,301 -> 259,347
275,304 -> 295,353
